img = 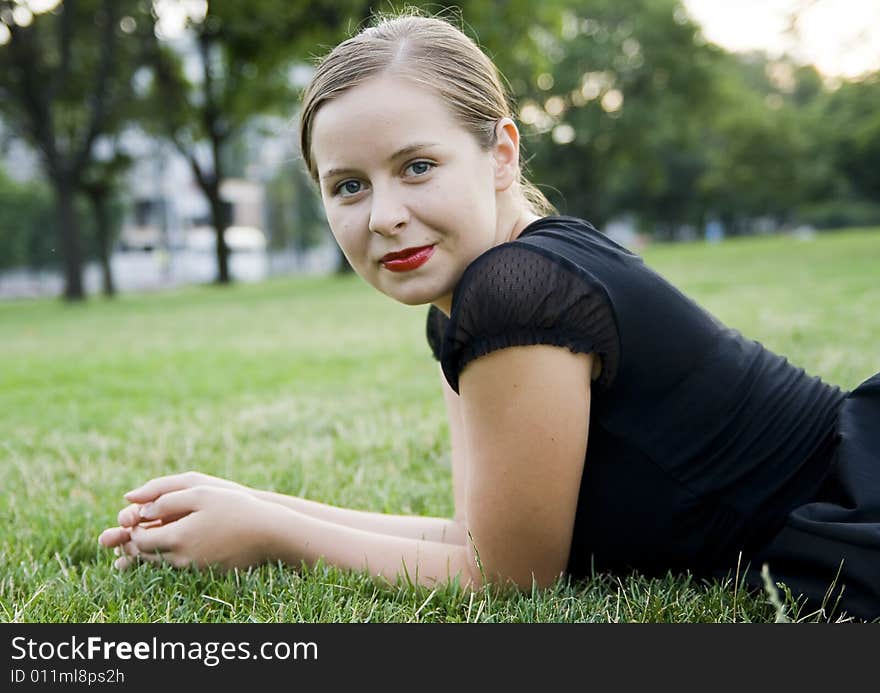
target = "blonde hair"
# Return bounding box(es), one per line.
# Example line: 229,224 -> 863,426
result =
298,11 -> 556,216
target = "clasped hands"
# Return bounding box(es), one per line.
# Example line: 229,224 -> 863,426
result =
98,472 -> 278,571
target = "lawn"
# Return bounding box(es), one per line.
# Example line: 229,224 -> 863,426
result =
1,228 -> 878,623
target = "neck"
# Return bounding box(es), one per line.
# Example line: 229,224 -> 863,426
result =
496,191 -> 542,244
507,208 -> 542,241
432,204 -> 544,317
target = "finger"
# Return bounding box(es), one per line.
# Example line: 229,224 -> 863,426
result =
124,472 -> 202,503
98,526 -> 131,548
156,511 -> 190,526
137,488 -> 202,523
129,523 -> 179,554
114,556 -> 135,570
133,551 -> 162,564
117,504 -> 143,527
118,503 -> 188,528
118,540 -> 140,557
114,549 -> 169,571
140,518 -> 165,529
134,551 -> 189,569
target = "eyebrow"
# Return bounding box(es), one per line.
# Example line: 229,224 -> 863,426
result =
319,142 -> 440,181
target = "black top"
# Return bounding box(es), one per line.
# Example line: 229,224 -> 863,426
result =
426,215 -> 847,579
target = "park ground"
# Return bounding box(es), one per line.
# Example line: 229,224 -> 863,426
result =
1,228 -> 878,623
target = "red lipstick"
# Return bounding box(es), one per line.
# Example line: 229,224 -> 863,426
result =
380,245 -> 435,272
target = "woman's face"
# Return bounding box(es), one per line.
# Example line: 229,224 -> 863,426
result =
310,74 -> 506,312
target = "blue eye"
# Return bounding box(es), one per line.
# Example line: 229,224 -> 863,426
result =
335,180 -> 363,197
406,161 -> 434,176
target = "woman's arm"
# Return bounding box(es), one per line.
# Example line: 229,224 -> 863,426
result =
115,488 -> 476,587
441,365 -> 469,524
456,344 -> 592,589
113,472 -> 465,545
249,491 -> 466,544
104,345 -> 592,590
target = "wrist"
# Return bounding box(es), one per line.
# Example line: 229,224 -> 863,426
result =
254,499 -> 298,566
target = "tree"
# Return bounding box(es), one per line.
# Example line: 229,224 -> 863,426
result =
823,72 -> 880,203
501,0 -> 721,231
138,0 -> 376,284
490,0 -> 866,237
81,145 -> 132,297
0,0 -> 151,300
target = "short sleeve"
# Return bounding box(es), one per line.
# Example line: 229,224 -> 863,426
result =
438,243 -> 620,394
426,304 -> 448,362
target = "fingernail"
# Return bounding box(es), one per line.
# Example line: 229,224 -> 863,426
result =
138,503 -> 154,519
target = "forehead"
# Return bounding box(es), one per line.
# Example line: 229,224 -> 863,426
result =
310,75 -> 470,173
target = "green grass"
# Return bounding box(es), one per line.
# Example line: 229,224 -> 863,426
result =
1,228 -> 878,623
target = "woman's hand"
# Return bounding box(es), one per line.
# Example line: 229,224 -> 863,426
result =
103,471 -> 252,532
127,471 -> 251,505
98,484 -> 280,571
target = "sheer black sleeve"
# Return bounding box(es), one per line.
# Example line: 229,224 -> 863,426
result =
426,304 -> 448,362
436,243 -> 620,394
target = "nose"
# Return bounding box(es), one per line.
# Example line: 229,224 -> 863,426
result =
368,185 -> 409,237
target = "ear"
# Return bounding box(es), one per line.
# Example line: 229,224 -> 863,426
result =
492,118 -> 521,192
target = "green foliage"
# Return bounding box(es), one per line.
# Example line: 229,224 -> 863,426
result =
476,0 -> 879,235
0,0 -> 157,298
1,229 -> 878,622
0,0 -> 152,168
796,199 -> 880,230
0,162 -> 126,271
140,1 -> 374,147
697,56 -> 810,228
821,73 -> 880,201
507,0 -> 718,226
0,167 -> 57,270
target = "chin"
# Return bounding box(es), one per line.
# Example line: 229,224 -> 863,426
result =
381,288 -> 436,307
377,277 -> 448,307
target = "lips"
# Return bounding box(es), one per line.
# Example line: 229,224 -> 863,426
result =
380,244 -> 436,272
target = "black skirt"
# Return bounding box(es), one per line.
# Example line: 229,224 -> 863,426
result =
746,372 -> 880,621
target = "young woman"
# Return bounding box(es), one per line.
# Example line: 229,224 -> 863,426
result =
99,13 -> 880,621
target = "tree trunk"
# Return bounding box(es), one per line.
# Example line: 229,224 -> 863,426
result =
198,32 -> 231,286
54,175 -> 85,301
88,186 -> 116,297
208,188 -> 231,284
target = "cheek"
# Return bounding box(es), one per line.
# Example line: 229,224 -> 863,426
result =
449,159 -> 495,208
325,206 -> 355,243
327,215 -> 370,266
425,169 -> 491,217
441,175 -> 496,236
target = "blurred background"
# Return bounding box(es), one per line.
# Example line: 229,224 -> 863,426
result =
0,0 -> 877,301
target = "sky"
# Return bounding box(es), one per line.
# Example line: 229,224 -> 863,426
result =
683,0 -> 880,79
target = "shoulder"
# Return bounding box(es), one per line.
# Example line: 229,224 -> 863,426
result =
453,215 -> 635,312
436,218 -> 621,393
